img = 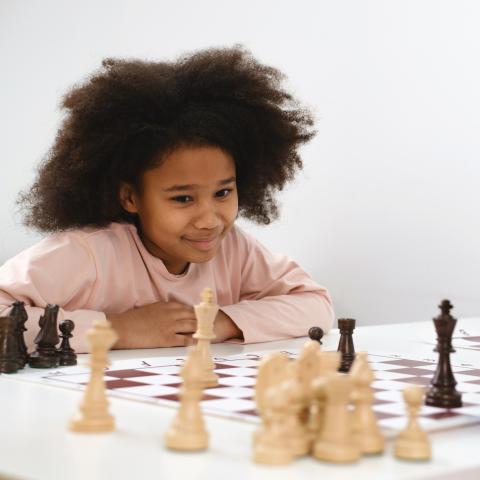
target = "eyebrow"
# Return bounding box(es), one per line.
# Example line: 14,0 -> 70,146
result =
163,176 -> 236,192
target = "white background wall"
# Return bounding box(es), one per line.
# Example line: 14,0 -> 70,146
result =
1,0 -> 479,327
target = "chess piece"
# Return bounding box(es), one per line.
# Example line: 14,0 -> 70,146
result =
29,304 -> 61,368
313,371 -> 360,463
350,352 -> 384,454
193,288 -> 219,387
310,351 -> 341,440
9,300 -> 29,367
308,326 -> 324,344
69,319 -> 118,432
337,318 -> 356,372
395,385 -> 431,460
164,345 -> 209,451
253,352 -> 295,465
425,300 -> 462,408
296,340 -> 322,448
57,320 -> 77,366
0,316 -> 22,373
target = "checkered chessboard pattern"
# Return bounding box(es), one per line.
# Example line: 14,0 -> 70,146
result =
30,350 -> 480,433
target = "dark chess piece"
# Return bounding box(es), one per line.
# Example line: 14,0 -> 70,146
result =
57,319 -> 77,366
9,300 -> 29,368
0,316 -> 22,373
337,318 -> 356,373
308,326 -> 324,344
29,304 -> 61,369
425,300 -> 462,408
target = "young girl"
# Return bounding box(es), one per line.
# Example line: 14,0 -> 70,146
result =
0,46 -> 334,353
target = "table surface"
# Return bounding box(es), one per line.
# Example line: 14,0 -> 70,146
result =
1,318 -> 479,480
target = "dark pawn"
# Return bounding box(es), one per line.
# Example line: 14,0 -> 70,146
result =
0,316 -> 22,373
9,300 -> 29,368
57,319 -> 77,366
29,304 -> 60,369
337,318 -> 356,373
426,300 -> 462,409
308,326 -> 324,344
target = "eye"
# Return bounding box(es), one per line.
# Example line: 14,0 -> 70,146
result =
171,195 -> 193,203
215,188 -> 233,198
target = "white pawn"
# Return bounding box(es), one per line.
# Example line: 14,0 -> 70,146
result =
69,319 -> 118,433
164,345 -> 208,451
193,288 -> 219,388
350,352 -> 385,454
394,385 -> 431,461
313,371 -> 360,463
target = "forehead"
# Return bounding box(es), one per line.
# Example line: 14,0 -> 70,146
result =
147,145 -> 235,186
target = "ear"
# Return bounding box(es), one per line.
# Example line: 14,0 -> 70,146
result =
119,182 -> 139,214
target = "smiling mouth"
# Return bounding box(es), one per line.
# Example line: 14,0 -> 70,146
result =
183,235 -> 219,251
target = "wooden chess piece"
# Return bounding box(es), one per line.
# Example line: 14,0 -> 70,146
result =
69,319 -> 118,433
253,352 -> 295,465
164,345 -> 209,451
0,316 -> 21,373
193,287 -> 218,388
57,320 -> 77,366
29,304 -> 60,368
313,371 -> 360,463
425,300 -> 462,408
9,300 -> 29,367
308,326 -> 324,344
395,385 -> 431,460
337,318 -> 356,372
350,352 -> 385,454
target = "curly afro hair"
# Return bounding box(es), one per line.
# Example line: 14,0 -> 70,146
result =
17,45 -> 316,232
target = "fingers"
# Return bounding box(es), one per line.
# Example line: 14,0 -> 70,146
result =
172,333 -> 196,347
175,319 -> 197,334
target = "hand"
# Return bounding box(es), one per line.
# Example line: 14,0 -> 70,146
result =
213,310 -> 244,343
107,301 -> 197,349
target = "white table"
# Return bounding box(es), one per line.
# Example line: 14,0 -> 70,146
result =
0,319 -> 479,480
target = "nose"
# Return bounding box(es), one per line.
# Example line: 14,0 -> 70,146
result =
192,201 -> 221,230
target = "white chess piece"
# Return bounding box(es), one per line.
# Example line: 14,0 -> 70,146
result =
350,352 -> 385,454
164,345 -> 209,451
193,288 -> 219,387
69,319 -> 118,433
394,385 -> 431,460
313,371 -> 360,463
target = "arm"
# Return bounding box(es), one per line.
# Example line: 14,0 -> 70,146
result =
0,232 -> 104,353
220,229 -> 335,343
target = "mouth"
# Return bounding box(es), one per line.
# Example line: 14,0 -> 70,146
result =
183,235 -> 220,251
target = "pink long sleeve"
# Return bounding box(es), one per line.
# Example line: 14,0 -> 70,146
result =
220,231 -> 334,343
0,222 -> 334,352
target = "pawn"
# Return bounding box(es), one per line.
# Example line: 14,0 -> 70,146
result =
164,345 -> 208,451
394,385 -> 431,461
57,320 -> 77,366
308,326 -> 324,344
0,316 -> 22,373
350,352 -> 384,454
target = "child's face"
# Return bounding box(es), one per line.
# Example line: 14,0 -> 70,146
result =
120,145 -> 238,275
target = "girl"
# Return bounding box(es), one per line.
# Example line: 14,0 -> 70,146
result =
0,46 -> 334,353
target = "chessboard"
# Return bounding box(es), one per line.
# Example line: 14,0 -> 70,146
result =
15,349 -> 480,435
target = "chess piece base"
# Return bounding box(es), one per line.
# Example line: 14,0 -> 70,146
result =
0,360 -> 19,374
313,440 -> 360,463
425,389 -> 462,409
58,354 -> 77,366
29,353 -> 60,369
356,433 -> 385,454
164,427 -> 208,451
394,435 -> 431,460
69,414 -> 115,433
254,439 -> 294,465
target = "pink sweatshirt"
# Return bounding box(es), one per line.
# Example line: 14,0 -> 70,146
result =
0,223 -> 334,353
